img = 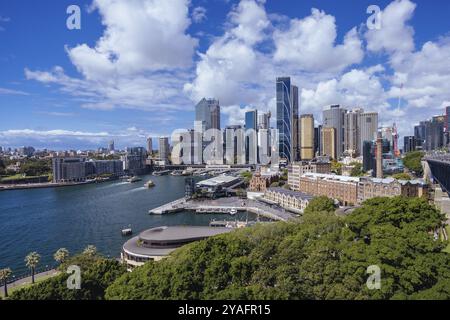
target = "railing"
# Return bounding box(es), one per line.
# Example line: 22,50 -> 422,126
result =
5,264 -> 57,285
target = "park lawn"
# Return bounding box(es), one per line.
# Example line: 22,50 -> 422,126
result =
1,272 -> 59,298
0,174 -> 49,182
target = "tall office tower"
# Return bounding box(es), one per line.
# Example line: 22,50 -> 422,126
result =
146,137 -> 153,155
158,137 -> 170,163
362,141 -> 373,172
276,77 -> 299,162
300,114 -> 314,160
403,136 -> 416,153
245,110 -> 258,131
380,127 -> 394,153
323,105 -> 346,159
291,85 -> 300,162
344,109 -> 362,157
425,116 -> 445,151
376,132 -> 383,179
445,106 -> 450,132
195,98 -> 220,133
314,125 -> 322,156
108,140 -> 115,152
321,127 -> 336,160
258,112 -> 271,129
414,121 -> 427,149
359,112 -> 378,153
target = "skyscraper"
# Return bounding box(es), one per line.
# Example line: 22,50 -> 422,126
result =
195,98 -> 220,133
276,77 -> 299,162
403,136 -> 416,153
344,109 -> 361,157
445,106 -> 450,132
108,140 -> 115,152
323,105 -> 346,158
314,125 -> 322,157
258,112 -> 271,129
158,137 -> 170,163
321,127 -> 336,159
245,110 -> 258,131
146,137 -> 153,155
425,116 -> 445,151
414,121 -> 427,149
359,112 -> 378,154
300,114 -> 314,160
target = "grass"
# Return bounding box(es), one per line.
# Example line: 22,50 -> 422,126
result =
0,174 -> 50,182
0,272 -> 58,298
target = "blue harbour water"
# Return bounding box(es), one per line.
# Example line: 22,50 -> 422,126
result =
0,175 -> 254,275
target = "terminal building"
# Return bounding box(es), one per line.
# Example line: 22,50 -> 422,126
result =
121,226 -> 232,271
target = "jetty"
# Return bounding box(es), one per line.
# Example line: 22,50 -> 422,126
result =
149,197 -> 297,222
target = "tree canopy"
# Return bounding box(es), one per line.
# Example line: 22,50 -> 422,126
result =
403,151 -> 424,176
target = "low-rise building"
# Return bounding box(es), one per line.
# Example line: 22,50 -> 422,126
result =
357,177 -> 428,203
249,171 -> 278,192
299,172 -> 428,206
263,187 -> 313,213
288,161 -> 332,191
122,226 -> 232,271
299,173 -> 360,206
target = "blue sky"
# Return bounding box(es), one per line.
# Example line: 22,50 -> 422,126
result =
0,0 -> 450,150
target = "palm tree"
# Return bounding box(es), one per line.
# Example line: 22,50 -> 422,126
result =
83,245 -> 97,257
0,268 -> 12,298
25,252 -> 41,284
54,248 -> 69,265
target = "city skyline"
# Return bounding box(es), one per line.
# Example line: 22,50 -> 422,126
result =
1,0 -> 450,150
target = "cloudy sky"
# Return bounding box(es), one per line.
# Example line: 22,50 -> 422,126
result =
0,0 -> 449,150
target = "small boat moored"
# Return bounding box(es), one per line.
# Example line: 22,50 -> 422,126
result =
121,228 -> 132,236
145,180 -> 155,188
229,208 -> 237,216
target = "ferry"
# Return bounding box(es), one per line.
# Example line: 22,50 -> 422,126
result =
127,176 -> 142,183
145,180 -> 155,188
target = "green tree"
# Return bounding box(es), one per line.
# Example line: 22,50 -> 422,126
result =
403,151 -> 424,176
240,171 -> 252,184
392,172 -> 411,180
0,268 -> 12,298
83,245 -> 97,257
349,162 -> 364,177
9,255 -> 126,300
331,160 -> 343,175
54,248 -> 70,265
303,196 -> 336,214
25,252 -> 41,284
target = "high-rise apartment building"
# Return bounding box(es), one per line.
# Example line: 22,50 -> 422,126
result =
323,105 -> 346,158
300,114 -> 314,160
321,127 -> 336,159
276,77 -> 299,162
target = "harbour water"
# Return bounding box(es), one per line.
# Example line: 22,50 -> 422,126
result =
0,175 -> 256,275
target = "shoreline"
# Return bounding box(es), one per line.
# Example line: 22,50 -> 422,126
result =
0,178 -> 115,192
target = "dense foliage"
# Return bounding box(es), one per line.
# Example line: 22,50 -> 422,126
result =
403,151 -> 425,176
349,162 -> 364,177
106,196 -> 450,300
392,173 -> 412,180
8,196 -> 449,300
9,254 -> 126,300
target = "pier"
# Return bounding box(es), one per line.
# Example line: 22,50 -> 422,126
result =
149,197 -> 297,222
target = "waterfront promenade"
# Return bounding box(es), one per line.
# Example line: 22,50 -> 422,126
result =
149,197 -> 297,221
0,268 -> 59,298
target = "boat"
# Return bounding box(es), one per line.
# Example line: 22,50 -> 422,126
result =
121,228 -> 132,236
127,176 -> 142,183
145,180 -> 155,188
229,208 -> 237,216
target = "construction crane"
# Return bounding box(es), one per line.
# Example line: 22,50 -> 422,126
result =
393,83 -> 403,158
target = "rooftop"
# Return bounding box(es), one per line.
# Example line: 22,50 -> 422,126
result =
138,225 -> 232,242
267,187 -> 314,200
196,175 -> 240,187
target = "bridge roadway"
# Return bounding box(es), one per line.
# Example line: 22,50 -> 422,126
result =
426,156 -> 450,194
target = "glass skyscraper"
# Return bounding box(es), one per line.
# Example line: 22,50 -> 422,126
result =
195,98 -> 220,132
276,77 -> 298,162
245,110 -> 258,131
